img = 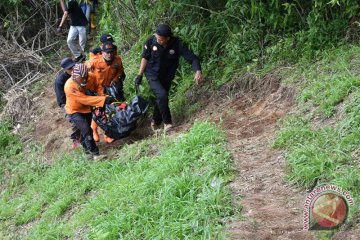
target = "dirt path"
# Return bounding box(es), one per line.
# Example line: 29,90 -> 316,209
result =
222,90 -> 314,239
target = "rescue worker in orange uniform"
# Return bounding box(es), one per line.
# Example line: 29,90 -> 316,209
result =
85,41 -> 125,143
64,63 -> 115,159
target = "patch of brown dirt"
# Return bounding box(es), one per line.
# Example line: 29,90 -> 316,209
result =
29,83 -> 75,159
223,91 -> 313,239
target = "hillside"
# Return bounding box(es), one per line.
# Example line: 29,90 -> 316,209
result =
0,1 -> 359,239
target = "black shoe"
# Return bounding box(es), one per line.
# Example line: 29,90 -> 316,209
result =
75,54 -> 86,63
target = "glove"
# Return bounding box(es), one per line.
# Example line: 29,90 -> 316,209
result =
56,27 -> 63,33
135,75 -> 143,85
104,96 -> 115,105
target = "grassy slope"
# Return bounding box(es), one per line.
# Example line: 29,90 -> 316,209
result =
274,45 -> 360,225
0,33 -> 358,238
0,122 -> 237,239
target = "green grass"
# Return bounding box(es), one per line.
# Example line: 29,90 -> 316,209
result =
274,45 -> 360,226
0,121 -> 237,239
295,45 -> 360,117
0,122 -> 24,187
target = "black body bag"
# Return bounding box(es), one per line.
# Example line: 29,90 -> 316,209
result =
89,86 -> 149,139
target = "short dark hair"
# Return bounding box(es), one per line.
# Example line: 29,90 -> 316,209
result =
156,24 -> 172,37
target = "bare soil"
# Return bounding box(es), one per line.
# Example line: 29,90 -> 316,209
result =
220,87 -> 314,239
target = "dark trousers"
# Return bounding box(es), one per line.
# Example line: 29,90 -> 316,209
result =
70,123 -> 81,140
65,112 -> 81,140
148,78 -> 172,125
69,112 -> 99,155
116,81 -> 125,102
104,81 -> 125,102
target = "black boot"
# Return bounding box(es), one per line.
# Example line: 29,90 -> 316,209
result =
83,134 -> 99,155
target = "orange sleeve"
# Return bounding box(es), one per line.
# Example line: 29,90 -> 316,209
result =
85,59 -> 94,71
64,79 -> 106,114
88,73 -> 105,96
96,83 -> 105,96
89,52 -> 97,60
68,88 -> 106,108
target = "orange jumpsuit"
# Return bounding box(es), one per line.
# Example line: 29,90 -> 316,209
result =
89,51 -> 99,60
64,73 -> 106,115
85,54 -> 124,143
85,54 -> 124,87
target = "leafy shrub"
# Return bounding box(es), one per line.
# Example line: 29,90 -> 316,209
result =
0,122 -> 21,158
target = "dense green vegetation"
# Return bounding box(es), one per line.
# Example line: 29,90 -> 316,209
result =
98,0 -> 359,117
0,123 -> 23,185
0,0 -> 359,238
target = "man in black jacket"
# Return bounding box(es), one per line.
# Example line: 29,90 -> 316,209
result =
55,57 -> 76,109
54,57 -> 81,148
134,24 -> 203,132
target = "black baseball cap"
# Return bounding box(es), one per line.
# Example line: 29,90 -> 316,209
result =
60,57 -> 76,70
101,41 -> 116,52
156,24 -> 172,37
100,33 -> 114,43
